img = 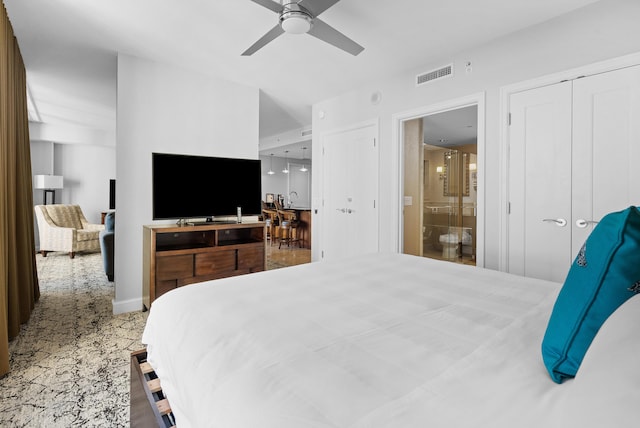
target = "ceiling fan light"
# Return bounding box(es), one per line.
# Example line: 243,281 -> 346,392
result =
280,13 -> 312,34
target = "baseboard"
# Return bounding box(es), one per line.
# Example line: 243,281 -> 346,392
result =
112,297 -> 143,314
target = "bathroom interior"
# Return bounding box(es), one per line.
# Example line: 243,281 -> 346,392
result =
423,146 -> 477,264
403,105 -> 477,265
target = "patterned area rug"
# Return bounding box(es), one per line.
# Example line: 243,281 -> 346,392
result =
0,252 -> 147,427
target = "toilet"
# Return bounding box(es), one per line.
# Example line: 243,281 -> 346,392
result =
439,228 -> 472,259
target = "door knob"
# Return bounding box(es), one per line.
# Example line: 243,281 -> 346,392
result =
576,219 -> 598,228
542,218 -> 567,227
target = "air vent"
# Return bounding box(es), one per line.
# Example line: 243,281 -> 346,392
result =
301,129 -> 312,137
416,64 -> 453,86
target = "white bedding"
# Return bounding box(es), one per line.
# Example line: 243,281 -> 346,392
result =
142,252 -> 569,427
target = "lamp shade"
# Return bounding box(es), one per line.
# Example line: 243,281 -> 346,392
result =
34,175 -> 64,189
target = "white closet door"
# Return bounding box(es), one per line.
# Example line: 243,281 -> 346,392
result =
572,65 -> 640,257
508,81 -> 573,282
321,124 -> 378,261
508,64 -> 640,283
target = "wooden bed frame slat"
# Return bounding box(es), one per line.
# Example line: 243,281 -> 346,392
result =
130,349 -> 176,427
156,399 -> 172,415
147,378 -> 162,393
140,361 -> 154,374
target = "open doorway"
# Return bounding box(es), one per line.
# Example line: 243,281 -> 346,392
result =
402,104 -> 478,265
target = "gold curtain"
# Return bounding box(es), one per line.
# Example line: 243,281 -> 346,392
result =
0,0 -> 40,376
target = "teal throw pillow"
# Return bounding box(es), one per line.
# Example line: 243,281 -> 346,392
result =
541,206 -> 640,383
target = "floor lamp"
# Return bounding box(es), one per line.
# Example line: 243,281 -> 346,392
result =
34,175 -> 64,205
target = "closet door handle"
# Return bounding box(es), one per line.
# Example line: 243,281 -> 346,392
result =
542,218 -> 567,227
576,219 -> 598,228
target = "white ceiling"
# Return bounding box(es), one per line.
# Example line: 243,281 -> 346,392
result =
423,105 -> 478,149
5,0 -> 598,153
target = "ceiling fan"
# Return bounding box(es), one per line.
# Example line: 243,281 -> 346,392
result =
242,0 -> 364,56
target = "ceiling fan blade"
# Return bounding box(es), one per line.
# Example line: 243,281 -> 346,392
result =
307,18 -> 364,56
249,0 -> 283,13
297,0 -> 340,17
242,24 -> 285,56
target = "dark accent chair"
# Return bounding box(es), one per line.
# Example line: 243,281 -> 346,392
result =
100,211 -> 115,281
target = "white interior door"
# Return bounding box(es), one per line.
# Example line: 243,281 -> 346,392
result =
572,65 -> 640,256
322,124 -> 378,261
508,82 -> 573,282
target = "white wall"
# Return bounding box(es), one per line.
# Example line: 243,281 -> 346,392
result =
30,141 -> 54,207
260,155 -> 289,200
55,143 -> 115,223
115,54 -> 259,314
259,126 -> 311,152
260,155 -> 313,208
311,0 -> 640,269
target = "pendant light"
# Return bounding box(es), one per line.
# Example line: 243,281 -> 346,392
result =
282,150 -> 289,174
300,147 -> 308,172
268,153 -> 275,175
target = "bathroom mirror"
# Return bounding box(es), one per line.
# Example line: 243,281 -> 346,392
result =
442,151 -> 470,197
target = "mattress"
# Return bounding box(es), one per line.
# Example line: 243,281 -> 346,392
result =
142,252 -> 567,427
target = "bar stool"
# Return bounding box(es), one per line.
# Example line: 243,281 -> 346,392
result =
276,209 -> 300,248
262,207 -> 279,246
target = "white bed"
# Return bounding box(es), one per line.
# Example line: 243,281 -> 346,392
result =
141,252 -> 640,428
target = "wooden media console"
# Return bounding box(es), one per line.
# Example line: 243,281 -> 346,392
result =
143,222 -> 266,310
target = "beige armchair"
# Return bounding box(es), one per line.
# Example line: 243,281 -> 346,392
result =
34,204 -> 104,258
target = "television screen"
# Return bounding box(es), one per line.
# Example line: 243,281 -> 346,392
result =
152,152 -> 262,221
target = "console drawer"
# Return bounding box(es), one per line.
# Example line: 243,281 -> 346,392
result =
238,246 -> 264,271
156,254 -> 194,280
155,279 -> 178,299
195,251 -> 236,276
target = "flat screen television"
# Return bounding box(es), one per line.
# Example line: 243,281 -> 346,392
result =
152,152 -> 262,221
